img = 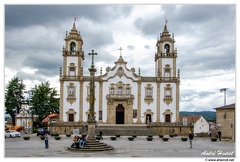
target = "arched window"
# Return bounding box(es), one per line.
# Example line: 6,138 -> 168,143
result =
164,44 -> 170,53
70,42 -> 76,51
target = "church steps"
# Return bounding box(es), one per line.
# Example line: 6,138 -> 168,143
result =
67,141 -> 114,151
95,125 -> 159,136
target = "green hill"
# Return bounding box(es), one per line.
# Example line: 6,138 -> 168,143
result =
180,111 -> 216,122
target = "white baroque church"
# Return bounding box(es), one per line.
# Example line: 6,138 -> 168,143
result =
59,21 -> 180,125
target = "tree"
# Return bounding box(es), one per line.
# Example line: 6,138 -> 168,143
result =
30,81 -> 59,126
5,77 -> 26,126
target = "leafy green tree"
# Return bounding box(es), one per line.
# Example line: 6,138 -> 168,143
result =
5,77 -> 26,126
30,81 -> 59,126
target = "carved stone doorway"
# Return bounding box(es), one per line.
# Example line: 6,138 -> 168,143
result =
116,104 -> 124,124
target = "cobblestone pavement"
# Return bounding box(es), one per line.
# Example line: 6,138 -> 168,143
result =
4,134 -> 235,159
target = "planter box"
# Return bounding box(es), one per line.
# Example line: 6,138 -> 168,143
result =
211,138 -> 218,142
162,137 -> 169,141
147,135 -> 153,138
159,134 -> 164,138
169,134 -> 174,138
181,138 -> 188,141
23,137 -> 30,140
66,134 -> 71,137
128,137 -> 134,141
132,135 -> 137,138
55,137 -> 62,140
146,137 -> 153,141
110,137 -> 117,140
116,135 -> 121,138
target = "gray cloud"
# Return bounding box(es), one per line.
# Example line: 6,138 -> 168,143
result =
5,5 -> 133,29
127,45 -> 135,50
4,5 -> 236,112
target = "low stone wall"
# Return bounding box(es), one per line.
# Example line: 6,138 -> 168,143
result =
151,126 -> 193,136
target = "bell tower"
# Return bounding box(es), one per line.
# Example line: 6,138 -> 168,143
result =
155,24 -> 177,78
59,19 -> 84,122
155,22 -> 180,123
62,21 -> 84,78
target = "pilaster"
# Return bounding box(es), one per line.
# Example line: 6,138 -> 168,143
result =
136,77 -> 142,123
59,80 -> 64,122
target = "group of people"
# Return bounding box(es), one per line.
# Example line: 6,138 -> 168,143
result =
70,134 -> 87,149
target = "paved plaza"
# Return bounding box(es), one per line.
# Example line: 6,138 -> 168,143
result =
5,133 -> 235,158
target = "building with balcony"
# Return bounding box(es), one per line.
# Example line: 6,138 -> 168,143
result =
59,20 -> 180,125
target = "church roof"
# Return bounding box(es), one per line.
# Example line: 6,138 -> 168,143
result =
114,55 -> 127,65
161,24 -> 171,38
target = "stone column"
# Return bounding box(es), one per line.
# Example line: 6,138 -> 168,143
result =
79,81 -> 83,123
87,50 -> 97,141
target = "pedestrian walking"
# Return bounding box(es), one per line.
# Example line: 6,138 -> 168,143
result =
218,131 -> 222,141
99,131 -> 103,140
44,133 -> 49,149
188,131 -> 194,148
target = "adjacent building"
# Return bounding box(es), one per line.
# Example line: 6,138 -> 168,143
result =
180,115 -> 209,135
214,103 -> 235,141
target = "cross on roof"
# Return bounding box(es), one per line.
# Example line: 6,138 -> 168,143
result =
118,47 -> 123,57
165,17 -> 168,25
74,15 -> 77,23
88,50 -> 97,66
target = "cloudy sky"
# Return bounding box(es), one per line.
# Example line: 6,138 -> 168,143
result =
4,4 -> 236,112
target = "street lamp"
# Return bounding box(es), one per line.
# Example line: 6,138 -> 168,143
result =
220,88 -> 228,106
24,90 -> 32,134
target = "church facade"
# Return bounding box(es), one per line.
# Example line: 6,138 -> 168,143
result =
59,21 -> 180,125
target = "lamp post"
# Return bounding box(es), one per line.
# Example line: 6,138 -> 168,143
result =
220,88 -> 228,106
24,90 -> 32,134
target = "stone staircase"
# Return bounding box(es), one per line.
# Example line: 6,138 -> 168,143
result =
95,124 -> 159,136
67,140 -> 114,151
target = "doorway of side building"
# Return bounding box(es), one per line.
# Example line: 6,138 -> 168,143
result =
116,104 -> 124,124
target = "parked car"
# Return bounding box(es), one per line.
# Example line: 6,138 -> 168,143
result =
5,130 -> 21,138
37,128 -> 45,136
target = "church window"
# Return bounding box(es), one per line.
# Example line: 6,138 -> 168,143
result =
165,114 -> 170,122
118,87 -> 123,95
68,63 -> 76,77
69,114 -> 74,122
164,64 -> 171,78
126,88 -> 130,94
144,84 -> 153,105
164,44 -> 170,53
146,88 -> 152,96
163,84 -> 173,105
70,67 -> 75,71
69,88 -> 75,97
66,83 -> 76,104
70,42 -> 76,51
166,88 -> 171,96
110,88 -> 114,94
